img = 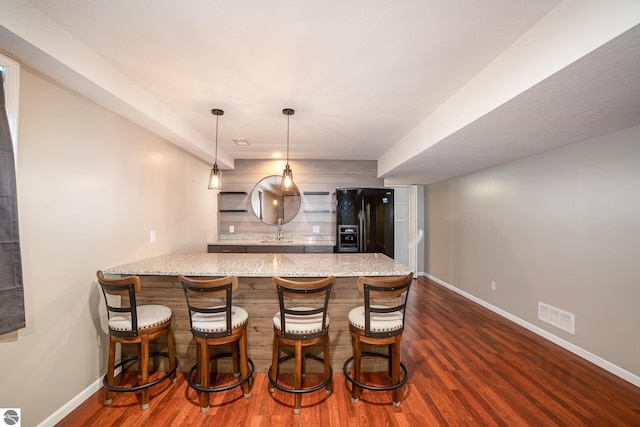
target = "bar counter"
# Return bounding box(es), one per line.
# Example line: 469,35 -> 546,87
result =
103,252 -> 412,373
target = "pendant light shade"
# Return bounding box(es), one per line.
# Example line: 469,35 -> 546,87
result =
282,108 -> 295,192
208,108 -> 224,190
208,163 -> 221,190
282,164 -> 293,190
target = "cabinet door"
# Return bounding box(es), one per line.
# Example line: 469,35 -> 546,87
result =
207,245 -> 246,253
304,246 -> 335,253
246,245 -> 304,253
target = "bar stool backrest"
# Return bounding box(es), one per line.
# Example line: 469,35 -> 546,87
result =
272,276 -> 335,340
357,273 -> 413,339
97,271 -> 142,338
179,275 -> 239,339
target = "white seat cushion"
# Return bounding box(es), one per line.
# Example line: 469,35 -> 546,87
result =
348,305 -> 404,332
192,306 -> 249,333
272,307 -> 329,335
109,305 -> 172,332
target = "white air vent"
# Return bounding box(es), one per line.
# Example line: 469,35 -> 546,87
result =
538,302 -> 575,335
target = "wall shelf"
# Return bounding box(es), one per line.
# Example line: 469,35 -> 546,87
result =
302,190 -> 334,215
219,191 -> 249,213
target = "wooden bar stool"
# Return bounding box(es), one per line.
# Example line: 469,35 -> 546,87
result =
178,274 -> 254,413
269,276 -> 335,414
343,273 -> 413,407
96,271 -> 178,410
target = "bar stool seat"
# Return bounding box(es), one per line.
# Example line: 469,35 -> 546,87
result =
347,305 -> 404,332
179,275 -> 254,413
97,271 -> 178,410
108,305 -> 172,331
343,273 -> 413,407
192,306 -> 249,333
272,307 -> 326,334
269,276 -> 335,414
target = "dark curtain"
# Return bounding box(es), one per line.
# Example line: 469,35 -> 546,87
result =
0,71 -> 25,334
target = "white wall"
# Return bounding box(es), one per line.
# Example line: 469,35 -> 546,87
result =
0,68 -> 216,426
425,125 -> 640,381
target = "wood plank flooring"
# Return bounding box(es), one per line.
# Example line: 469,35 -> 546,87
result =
57,277 -> 640,426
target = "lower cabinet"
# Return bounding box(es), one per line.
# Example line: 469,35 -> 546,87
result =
207,245 -> 246,253
208,244 -> 335,254
246,245 -> 304,253
304,245 -> 335,253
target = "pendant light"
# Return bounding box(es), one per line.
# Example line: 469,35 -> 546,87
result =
281,108 -> 295,192
208,108 -> 224,190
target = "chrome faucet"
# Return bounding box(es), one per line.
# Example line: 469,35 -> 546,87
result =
276,218 -> 284,241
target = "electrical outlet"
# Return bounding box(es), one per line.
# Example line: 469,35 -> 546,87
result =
312,226 -> 320,233
150,230 -> 156,243
490,281 -> 496,291
229,225 -> 235,233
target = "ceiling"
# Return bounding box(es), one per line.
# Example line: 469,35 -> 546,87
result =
1,1 -> 640,184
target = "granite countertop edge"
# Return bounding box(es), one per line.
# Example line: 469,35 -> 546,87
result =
103,253 -> 412,278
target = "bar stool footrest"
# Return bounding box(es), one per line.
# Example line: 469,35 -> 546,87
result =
103,352 -> 179,393
268,353 -> 333,394
343,352 -> 407,392
186,352 -> 255,393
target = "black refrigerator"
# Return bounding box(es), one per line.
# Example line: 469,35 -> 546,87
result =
336,188 -> 394,258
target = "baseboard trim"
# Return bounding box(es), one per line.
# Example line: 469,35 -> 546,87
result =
36,376 -> 102,427
423,273 -> 640,389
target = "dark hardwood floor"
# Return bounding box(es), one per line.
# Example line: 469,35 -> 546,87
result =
57,277 -> 640,426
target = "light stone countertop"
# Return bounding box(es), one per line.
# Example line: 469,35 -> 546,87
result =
103,252 -> 412,278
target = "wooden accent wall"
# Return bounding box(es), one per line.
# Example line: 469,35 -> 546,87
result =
218,159 -> 383,236
130,275 -> 387,374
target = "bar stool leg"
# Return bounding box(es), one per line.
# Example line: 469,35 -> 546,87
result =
351,336 -> 362,403
140,337 -> 150,409
324,334 -> 333,395
232,340 -> 240,377
293,340 -> 303,414
167,326 -> 177,382
388,344 -> 393,380
301,349 -> 307,379
391,337 -> 402,407
269,334 -> 279,393
239,330 -> 251,398
193,342 -> 200,385
198,339 -> 210,412
105,337 -> 116,405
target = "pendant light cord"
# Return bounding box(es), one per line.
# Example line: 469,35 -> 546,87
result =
211,108 -> 224,166
215,113 -> 219,165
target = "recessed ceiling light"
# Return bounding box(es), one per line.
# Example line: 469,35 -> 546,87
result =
233,139 -> 250,146
272,152 -> 282,158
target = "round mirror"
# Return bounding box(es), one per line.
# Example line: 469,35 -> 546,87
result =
250,175 -> 301,225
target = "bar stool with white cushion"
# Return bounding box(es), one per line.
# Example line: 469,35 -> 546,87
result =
179,274 -> 254,413
269,276 -> 335,414
97,271 -> 178,410
343,273 -> 413,407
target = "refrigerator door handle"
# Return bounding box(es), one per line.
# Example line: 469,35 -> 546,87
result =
358,192 -> 365,253
358,210 -> 364,252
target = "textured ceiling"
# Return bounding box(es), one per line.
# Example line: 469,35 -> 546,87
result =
382,24 -> 640,184
2,1 -> 640,184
